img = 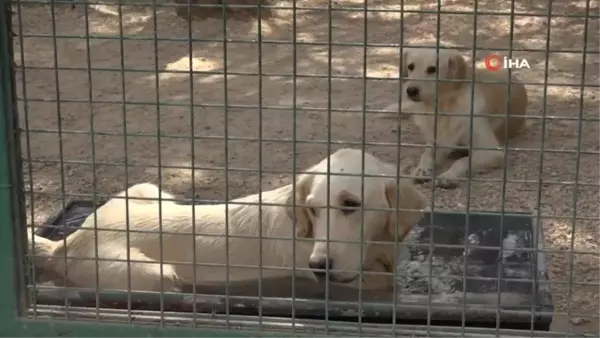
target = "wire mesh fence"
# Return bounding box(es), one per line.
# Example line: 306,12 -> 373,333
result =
1,0 -> 599,335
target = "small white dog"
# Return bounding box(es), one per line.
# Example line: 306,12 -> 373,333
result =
29,148 -> 425,292
401,48 -> 529,188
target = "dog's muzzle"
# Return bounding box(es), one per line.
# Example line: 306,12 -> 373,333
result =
329,273 -> 359,284
308,258 -> 359,284
406,86 -> 421,101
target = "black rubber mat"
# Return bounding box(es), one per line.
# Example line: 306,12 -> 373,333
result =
34,199 -> 553,331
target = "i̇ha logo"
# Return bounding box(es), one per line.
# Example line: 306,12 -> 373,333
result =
485,54 -> 531,72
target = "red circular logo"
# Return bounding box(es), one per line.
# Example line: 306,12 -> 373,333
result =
485,54 -> 503,72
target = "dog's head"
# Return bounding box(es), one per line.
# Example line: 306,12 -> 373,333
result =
287,148 -> 425,284
402,48 -> 468,104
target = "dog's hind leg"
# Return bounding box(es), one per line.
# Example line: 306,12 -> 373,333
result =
412,119 -> 466,183
126,248 -> 182,292
117,183 -> 176,204
436,121 -> 504,188
91,183 -> 177,221
69,246 -> 182,293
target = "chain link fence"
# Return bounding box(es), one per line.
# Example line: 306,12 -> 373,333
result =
1,0 -> 598,335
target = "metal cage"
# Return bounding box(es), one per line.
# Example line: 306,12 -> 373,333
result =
0,0 -> 598,336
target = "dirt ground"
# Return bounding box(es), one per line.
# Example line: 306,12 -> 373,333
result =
12,0 -> 599,334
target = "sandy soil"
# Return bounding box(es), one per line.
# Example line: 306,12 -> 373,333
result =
12,0 -> 599,334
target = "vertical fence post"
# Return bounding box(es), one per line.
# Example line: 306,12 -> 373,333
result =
0,0 -> 26,328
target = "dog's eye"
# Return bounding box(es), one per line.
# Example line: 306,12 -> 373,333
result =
341,199 -> 361,215
426,66 -> 436,74
407,63 -> 414,71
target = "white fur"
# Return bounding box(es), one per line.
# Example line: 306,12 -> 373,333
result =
400,48 -> 529,188
29,148 -> 425,292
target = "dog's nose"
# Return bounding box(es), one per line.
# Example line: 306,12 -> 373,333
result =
406,86 -> 420,99
309,258 -> 333,278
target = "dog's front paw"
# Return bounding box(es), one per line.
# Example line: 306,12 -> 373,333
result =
360,273 -> 395,291
160,265 -> 184,293
434,173 -> 461,189
411,166 -> 432,184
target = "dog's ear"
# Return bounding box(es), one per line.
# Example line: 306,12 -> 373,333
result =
286,173 -> 315,238
384,179 -> 425,241
448,52 -> 467,80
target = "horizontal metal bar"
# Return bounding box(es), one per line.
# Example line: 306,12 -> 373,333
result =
18,98 -> 600,123
29,223 -> 599,252
27,271 -> 598,290
15,65 -> 600,89
26,229 -> 600,255
28,249 -> 600,267
28,220 -> 600,257
28,253 -> 600,277
21,125 -> 600,151
14,33 -> 600,56
15,0 -> 600,19
20,66 -> 578,84
22,159 -> 600,187
20,292 -> 585,324
26,305 -> 598,338
23,193 -> 600,222
30,301 -> 562,321
19,131 -> 600,155
32,202 -> 427,218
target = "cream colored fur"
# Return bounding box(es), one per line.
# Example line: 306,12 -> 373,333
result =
29,148 -> 425,292
401,48 -> 529,188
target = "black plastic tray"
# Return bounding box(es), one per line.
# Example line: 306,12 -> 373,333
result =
32,198 -> 554,331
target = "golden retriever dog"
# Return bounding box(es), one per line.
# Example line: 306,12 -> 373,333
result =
401,48 -> 528,188
29,148 -> 425,293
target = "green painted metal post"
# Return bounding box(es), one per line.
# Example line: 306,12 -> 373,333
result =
0,0 -> 26,329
